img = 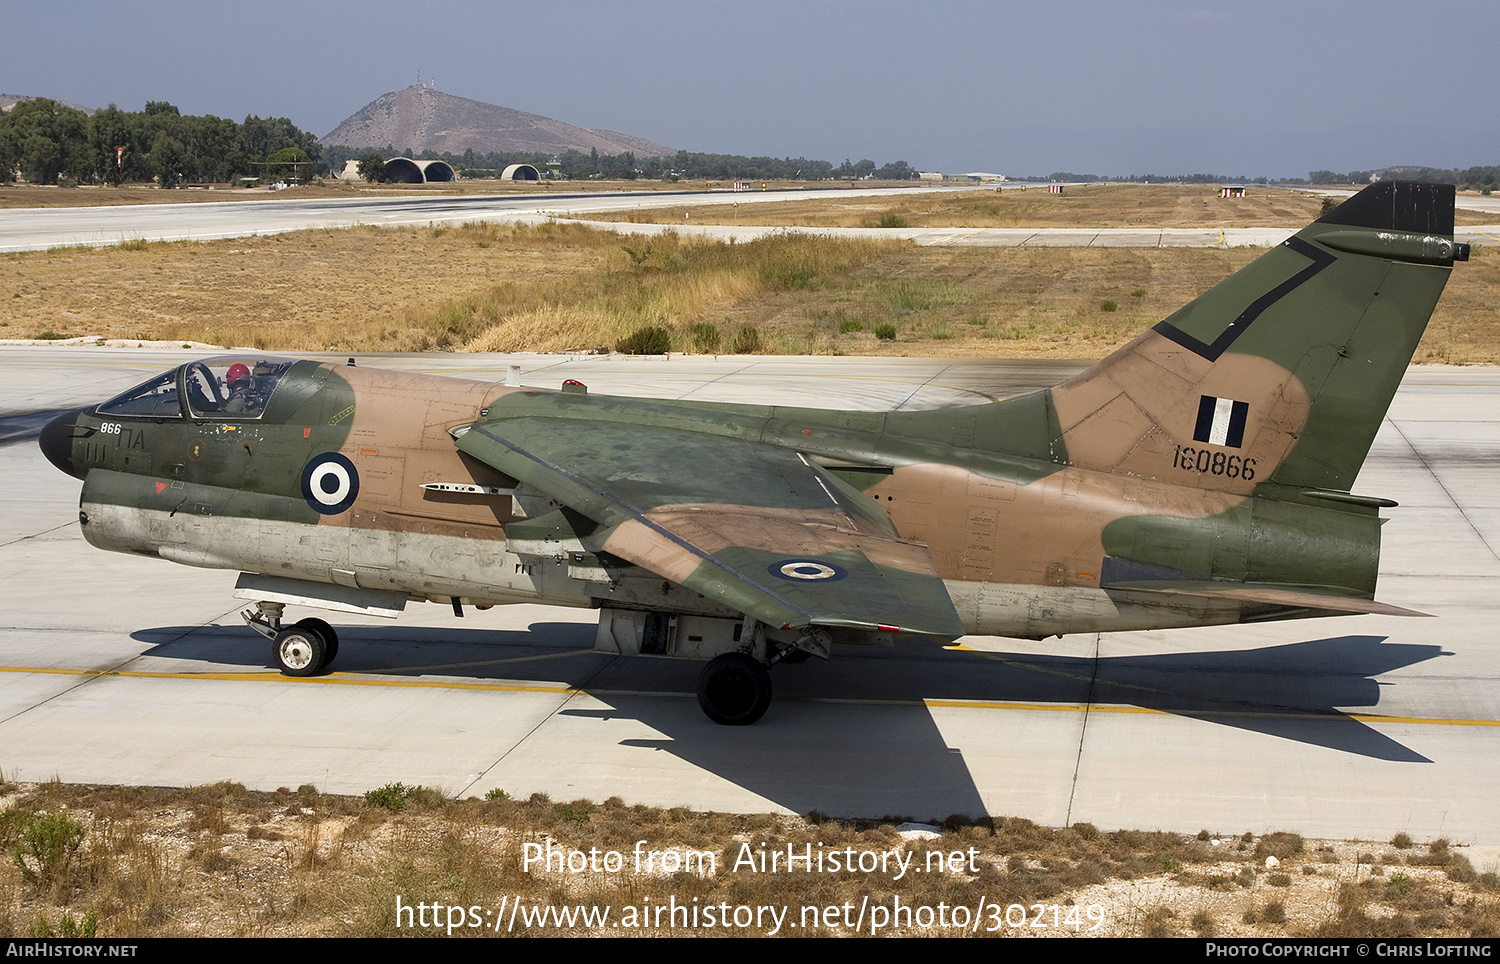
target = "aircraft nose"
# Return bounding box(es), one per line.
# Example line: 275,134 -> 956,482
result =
38,409 -> 85,479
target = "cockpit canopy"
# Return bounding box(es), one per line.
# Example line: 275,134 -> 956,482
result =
96,356 -> 298,421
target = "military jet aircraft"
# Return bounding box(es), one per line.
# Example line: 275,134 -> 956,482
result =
39,181 -> 1468,725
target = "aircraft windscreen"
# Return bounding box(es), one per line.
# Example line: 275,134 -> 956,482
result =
95,369 -> 184,419
183,357 -> 295,420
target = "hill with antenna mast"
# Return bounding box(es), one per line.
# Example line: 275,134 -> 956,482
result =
321,83 -> 673,158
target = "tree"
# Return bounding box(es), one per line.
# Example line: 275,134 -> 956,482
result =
1,98 -> 89,184
88,105 -> 133,186
876,160 -> 916,180
150,131 -> 185,188
356,152 -> 386,183
266,146 -> 311,182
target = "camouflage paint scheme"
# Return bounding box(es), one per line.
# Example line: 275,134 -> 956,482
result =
39,182 -> 1466,721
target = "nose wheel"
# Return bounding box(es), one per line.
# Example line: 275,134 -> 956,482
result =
244,602 -> 340,677
272,626 -> 323,676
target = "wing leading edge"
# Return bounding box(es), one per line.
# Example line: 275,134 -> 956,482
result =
455,414 -> 965,639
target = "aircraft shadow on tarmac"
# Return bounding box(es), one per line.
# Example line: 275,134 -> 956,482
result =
0,410 -> 75,446
130,623 -> 1443,817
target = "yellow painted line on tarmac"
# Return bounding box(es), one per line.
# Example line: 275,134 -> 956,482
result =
1472,229 -> 1500,242
4,663 -> 1497,728
942,230 -> 984,245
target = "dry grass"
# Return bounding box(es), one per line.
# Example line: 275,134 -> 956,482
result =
581,183 -> 1500,230
586,183 -> 1334,228
1,780 -> 1495,938
4,198 -> 1496,361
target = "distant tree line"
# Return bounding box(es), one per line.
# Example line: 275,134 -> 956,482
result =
1309,167 -> 1500,192
322,143 -> 920,182
0,98 -> 322,187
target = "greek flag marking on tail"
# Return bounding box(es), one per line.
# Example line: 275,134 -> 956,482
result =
1194,395 -> 1249,448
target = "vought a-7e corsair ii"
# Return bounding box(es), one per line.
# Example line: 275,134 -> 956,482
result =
40,182 -> 1468,725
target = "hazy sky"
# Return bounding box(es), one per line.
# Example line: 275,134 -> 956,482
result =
5,0 -> 1494,178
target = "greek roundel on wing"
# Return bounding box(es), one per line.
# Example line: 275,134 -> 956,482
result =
300,452 -> 359,514
768,559 -> 847,582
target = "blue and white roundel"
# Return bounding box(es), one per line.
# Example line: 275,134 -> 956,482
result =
768,559 -> 847,582
300,452 -> 359,514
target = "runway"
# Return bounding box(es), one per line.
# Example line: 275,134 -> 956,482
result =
0,186 -> 947,253
6,187 -> 1495,253
2,348 -> 1497,843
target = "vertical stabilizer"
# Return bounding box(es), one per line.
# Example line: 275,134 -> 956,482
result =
1046,182 -> 1463,494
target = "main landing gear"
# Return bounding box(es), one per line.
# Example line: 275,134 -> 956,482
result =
696,653 -> 772,726
692,627 -> 828,726
243,601 -> 340,677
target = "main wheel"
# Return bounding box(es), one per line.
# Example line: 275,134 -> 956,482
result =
697,653 -> 772,726
273,626 -> 327,677
293,618 -> 339,666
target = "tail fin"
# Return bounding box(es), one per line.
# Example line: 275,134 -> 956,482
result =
1048,182 -> 1464,493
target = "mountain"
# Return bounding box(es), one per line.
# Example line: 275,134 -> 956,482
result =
1,94 -> 94,114
321,84 -> 673,158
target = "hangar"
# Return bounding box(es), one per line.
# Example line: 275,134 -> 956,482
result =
501,163 -> 541,181
382,158 -> 455,183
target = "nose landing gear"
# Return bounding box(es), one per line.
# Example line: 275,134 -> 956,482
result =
243,601 -> 340,676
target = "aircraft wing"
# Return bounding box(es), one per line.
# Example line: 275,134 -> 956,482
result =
455,416 -> 965,639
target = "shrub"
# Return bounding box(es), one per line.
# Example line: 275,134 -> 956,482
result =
28,910 -> 97,938
874,323 -> 897,341
485,788 -> 510,801
729,324 -> 763,354
689,322 -> 720,352
560,800 -> 593,824
1256,832 -> 1304,861
364,783 -> 414,811
876,212 -> 907,228
1100,300 -> 1118,312
616,325 -> 672,355
838,318 -> 863,333
1391,832 -> 1413,849
10,811 -> 86,885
